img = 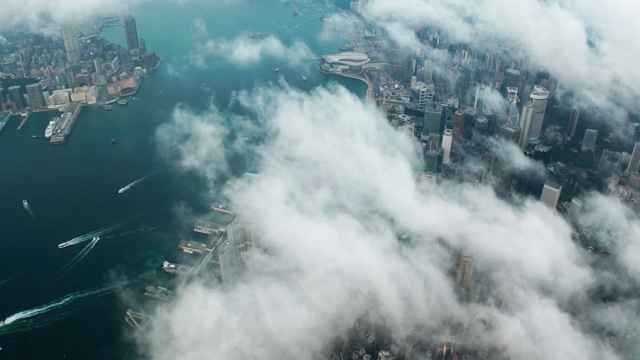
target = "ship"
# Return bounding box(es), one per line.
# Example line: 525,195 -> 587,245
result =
32,135 -> 38,139
117,99 -> 128,106
211,201 -> 234,215
102,104 -> 113,111
274,67 -> 280,72
144,286 -> 174,301
44,117 -> 59,138
0,320 -> 4,327
22,199 -> 28,207
58,241 -> 71,248
118,185 -> 131,194
301,73 -> 307,81
111,138 -> 117,145
162,261 -> 193,275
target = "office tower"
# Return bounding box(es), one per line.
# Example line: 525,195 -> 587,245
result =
568,198 -> 582,222
581,129 -> 598,151
424,134 -> 441,173
453,110 -> 465,143
627,142 -> 640,174
518,103 -> 534,150
456,255 -> 474,292
502,68 -> 520,93
219,220 -> 256,283
540,181 -> 562,208
7,86 -> 24,109
26,83 -> 46,108
62,24 -> 80,62
526,85 -> 549,141
417,83 -> 435,112
124,15 -> 140,51
423,104 -> 443,138
567,107 -> 579,139
442,129 -> 452,164
473,83 -> 487,110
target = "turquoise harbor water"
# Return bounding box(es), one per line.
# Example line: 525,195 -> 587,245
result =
0,1 -> 365,358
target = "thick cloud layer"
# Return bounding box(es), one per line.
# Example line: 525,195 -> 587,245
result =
364,0 -> 640,119
149,83 -> 639,359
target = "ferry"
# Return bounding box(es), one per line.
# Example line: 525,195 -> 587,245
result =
58,241 -> 71,248
44,117 -> 59,138
274,67 -> 280,72
32,135 -> 38,139
162,261 -> 193,275
301,73 -> 307,81
22,199 -> 28,208
118,185 -> 131,194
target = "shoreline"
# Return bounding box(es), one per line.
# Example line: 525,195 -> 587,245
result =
317,65 -> 374,101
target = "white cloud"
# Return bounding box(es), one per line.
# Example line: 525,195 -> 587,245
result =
192,36 -> 315,68
146,83 -> 637,359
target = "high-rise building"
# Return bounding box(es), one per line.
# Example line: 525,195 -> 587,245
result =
124,15 -> 140,51
581,129 -> 598,151
518,103 -> 534,150
442,129 -> 452,164
626,141 -> 640,174
453,110 -> 465,143
62,24 -> 80,62
417,84 -> 435,112
219,220 -> 257,283
7,86 -> 24,109
567,107 -> 579,139
502,68 -> 520,93
526,85 -> 549,142
540,181 -> 562,208
456,255 -> 474,292
568,198 -> 582,222
26,83 -> 46,109
423,104 -> 443,138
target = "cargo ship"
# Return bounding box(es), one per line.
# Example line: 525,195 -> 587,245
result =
144,286 -> 174,301
162,261 -> 193,275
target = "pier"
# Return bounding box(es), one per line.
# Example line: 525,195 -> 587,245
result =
194,234 -> 225,274
0,111 -> 11,135
194,220 -> 225,235
16,113 -> 30,130
50,102 -> 82,145
178,240 -> 209,255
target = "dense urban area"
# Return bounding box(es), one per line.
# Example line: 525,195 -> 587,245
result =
1,0 -> 639,359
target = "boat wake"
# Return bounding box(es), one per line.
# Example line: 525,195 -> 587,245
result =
119,171 -> 157,194
50,237 -> 101,282
224,95 -> 236,115
58,216 -> 137,248
0,272 -> 154,334
22,200 -> 35,219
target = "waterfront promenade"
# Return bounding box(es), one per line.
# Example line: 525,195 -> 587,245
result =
318,65 -> 374,101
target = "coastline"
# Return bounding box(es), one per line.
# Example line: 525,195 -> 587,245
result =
317,64 -> 374,101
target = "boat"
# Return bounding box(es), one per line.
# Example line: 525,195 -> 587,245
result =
211,201 -> 234,215
144,286 -> 174,301
44,117 -> 59,138
301,73 -> 307,81
231,90 -> 237,98
22,200 -> 28,207
117,99 -> 128,106
118,185 -> 131,194
162,261 -> 193,275
58,241 -> 71,248
111,138 -> 117,145
274,67 -> 280,72
93,236 -> 100,241
102,104 -> 113,111
293,9 -> 298,16
32,135 -> 38,139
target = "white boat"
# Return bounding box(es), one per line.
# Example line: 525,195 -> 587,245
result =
301,73 -> 307,81
274,67 -> 280,72
58,241 -> 71,248
93,236 -> 101,241
118,185 -> 130,194
44,117 -> 59,138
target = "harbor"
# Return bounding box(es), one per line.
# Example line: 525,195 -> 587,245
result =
0,111 -> 11,135
178,240 -> 209,255
194,220 -> 225,234
49,102 -> 82,145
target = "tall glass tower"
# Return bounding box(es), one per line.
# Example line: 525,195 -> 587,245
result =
62,25 -> 80,62
124,15 -> 140,51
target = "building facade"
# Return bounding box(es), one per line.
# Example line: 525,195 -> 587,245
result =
540,181 -> 562,208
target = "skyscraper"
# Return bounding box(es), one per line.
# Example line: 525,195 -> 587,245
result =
26,83 -> 46,109
518,104 -> 534,150
568,198 -> 582,222
626,141 -> 640,174
7,86 -> 24,109
124,15 -> 140,51
456,255 -> 474,292
219,220 -> 257,283
540,181 -> 562,208
453,110 -> 465,143
567,107 -> 579,139
62,24 -> 80,62
581,129 -> 598,151
526,85 -> 549,142
442,129 -> 452,164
